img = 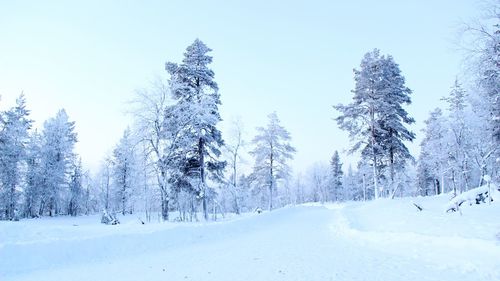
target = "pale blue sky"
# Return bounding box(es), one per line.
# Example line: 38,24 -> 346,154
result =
0,0 -> 481,174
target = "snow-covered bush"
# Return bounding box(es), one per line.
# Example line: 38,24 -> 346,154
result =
101,210 -> 120,225
445,183 -> 499,212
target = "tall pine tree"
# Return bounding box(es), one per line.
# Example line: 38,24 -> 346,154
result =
335,49 -> 415,199
165,39 -> 226,220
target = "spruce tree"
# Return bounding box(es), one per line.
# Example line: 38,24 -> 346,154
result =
329,150 -> 343,201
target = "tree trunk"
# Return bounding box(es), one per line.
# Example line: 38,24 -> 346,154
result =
362,173 -> 366,201
372,154 -> 379,200
389,142 -> 395,197
370,105 -> 379,200
269,150 -> 274,211
234,196 -> 240,215
441,173 -> 445,194
199,137 -> 208,220
232,151 -> 240,215
161,190 -> 169,221
8,185 -> 15,220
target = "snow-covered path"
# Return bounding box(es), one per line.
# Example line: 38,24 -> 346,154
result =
2,200 -> 500,281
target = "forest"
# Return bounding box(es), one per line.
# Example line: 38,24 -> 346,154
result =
0,5 -> 498,223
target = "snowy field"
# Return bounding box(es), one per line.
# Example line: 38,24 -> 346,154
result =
1,195 -> 500,281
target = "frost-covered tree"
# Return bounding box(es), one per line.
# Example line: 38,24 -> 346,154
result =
442,80 -> 471,194
292,173 -> 306,205
356,160 -> 375,201
416,154 -> 434,196
93,156 -> 113,214
0,94 -> 32,220
39,109 -> 77,216
112,128 -> 137,215
335,49 -> 414,199
307,163 -> 329,203
377,56 -> 415,197
224,118 -> 246,214
418,108 -> 447,195
250,112 -> 296,210
342,165 -> 355,201
329,150 -> 343,201
68,158 -> 83,216
166,39 -> 226,220
474,20 -> 499,183
132,81 -> 177,221
459,3 -> 499,184
23,131 -> 42,218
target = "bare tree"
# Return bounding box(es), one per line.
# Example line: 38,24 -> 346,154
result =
224,117 -> 246,214
131,80 -> 175,221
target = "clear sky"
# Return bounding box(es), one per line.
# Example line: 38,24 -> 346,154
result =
0,0 -> 482,175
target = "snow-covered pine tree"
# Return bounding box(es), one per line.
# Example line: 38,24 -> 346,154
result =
68,158 -> 83,216
250,112 -> 296,210
0,94 -> 32,220
112,128 -> 137,215
165,39 -> 226,220
335,49 -> 414,199
23,130 -> 42,218
377,55 -> 415,197
335,49 -> 384,200
39,109 -> 77,216
418,108 -> 447,195
329,150 -> 343,201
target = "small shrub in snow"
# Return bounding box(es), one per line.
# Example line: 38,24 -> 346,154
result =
101,210 -> 120,225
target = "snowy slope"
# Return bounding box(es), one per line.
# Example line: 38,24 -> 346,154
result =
1,195 -> 500,281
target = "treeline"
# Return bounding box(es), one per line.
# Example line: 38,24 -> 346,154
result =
109,40 -> 299,221
0,100 -> 87,220
0,5 -> 497,221
333,10 -> 499,199
0,40 -> 301,221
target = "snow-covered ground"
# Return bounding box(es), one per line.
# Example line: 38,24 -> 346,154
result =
1,195 -> 500,281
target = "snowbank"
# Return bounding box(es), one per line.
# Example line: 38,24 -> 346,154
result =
445,183 -> 500,212
1,196 -> 500,281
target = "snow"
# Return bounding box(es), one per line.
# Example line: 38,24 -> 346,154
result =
1,195 -> 500,281
445,183 -> 500,212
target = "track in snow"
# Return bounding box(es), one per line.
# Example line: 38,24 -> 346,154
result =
2,204 -> 500,281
